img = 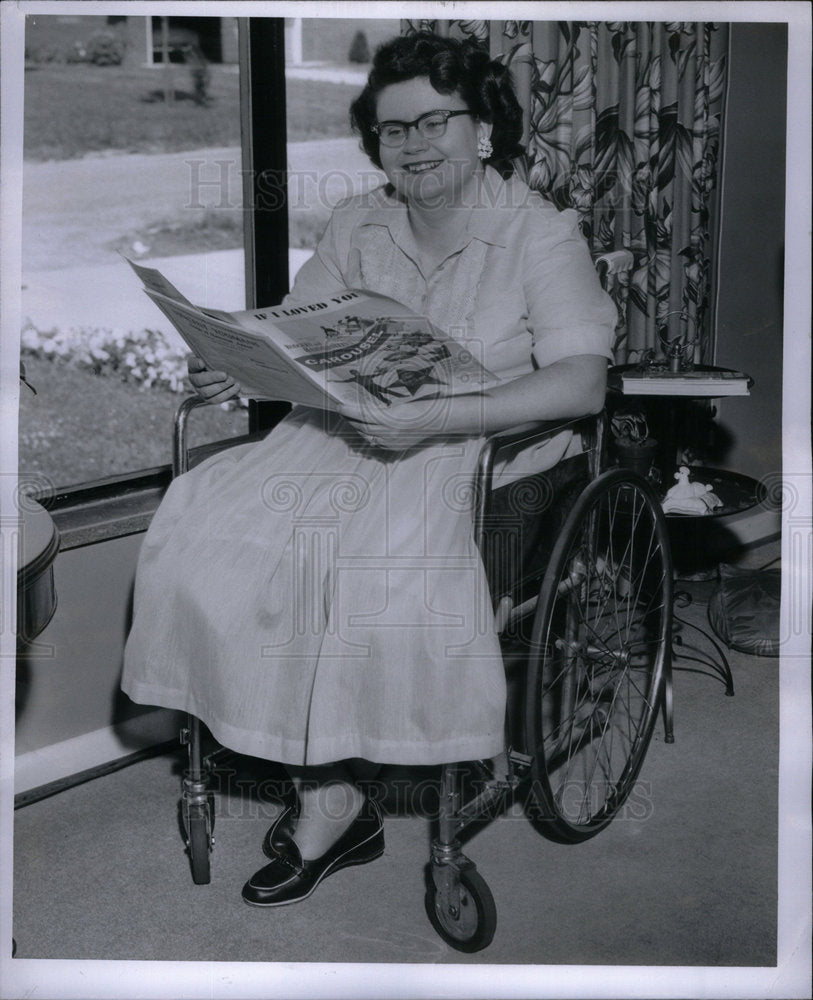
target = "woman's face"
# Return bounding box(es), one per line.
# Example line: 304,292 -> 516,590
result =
374,77 -> 492,211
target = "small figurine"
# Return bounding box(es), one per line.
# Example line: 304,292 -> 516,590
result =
662,466 -> 723,515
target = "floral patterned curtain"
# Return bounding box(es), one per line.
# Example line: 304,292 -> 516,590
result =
402,19 -> 729,365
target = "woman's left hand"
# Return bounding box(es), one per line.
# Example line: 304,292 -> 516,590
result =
338,396 -> 454,451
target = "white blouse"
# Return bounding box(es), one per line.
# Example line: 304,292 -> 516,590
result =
285,166 -> 618,382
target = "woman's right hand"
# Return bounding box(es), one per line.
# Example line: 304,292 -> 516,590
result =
187,355 -> 242,404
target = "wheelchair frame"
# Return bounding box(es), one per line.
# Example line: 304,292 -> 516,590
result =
171,397 -> 674,952
428,413 -> 674,949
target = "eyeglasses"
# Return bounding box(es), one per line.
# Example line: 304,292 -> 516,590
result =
371,110 -> 475,148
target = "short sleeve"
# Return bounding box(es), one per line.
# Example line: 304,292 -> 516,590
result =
281,195 -> 359,307
524,208 -> 618,368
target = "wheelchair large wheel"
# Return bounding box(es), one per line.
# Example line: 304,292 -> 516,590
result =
525,469 -> 672,843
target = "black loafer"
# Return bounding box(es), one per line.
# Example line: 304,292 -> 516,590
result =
261,803 -> 299,858
242,798 -> 384,907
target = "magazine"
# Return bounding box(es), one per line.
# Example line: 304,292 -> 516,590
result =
125,258 -> 498,409
612,366 -> 751,397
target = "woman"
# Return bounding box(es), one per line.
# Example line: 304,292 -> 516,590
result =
122,32 -> 617,907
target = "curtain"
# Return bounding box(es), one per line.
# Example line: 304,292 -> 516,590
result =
402,20 -> 729,365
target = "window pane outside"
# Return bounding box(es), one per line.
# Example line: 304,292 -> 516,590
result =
284,18 -> 394,267
19,13 -> 248,491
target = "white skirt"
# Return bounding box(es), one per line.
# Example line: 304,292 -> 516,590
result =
122,406 -> 514,766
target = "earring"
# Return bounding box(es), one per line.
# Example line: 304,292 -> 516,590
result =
477,134 -> 493,160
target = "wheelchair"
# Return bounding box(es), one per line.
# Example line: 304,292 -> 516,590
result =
170,393 -> 673,953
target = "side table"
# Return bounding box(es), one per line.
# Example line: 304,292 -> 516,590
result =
608,364 -> 754,484
17,499 -> 60,644
607,364 -> 762,702
14,499 -> 60,959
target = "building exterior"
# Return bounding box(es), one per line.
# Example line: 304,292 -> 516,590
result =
25,13 -> 240,66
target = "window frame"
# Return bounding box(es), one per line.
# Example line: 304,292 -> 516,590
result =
30,18 -> 291,550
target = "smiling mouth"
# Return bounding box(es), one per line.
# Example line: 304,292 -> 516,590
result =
403,160 -> 443,174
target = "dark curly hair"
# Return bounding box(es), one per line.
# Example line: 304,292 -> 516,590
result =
349,32 -> 525,178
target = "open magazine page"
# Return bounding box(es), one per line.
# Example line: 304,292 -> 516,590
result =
124,257 -> 328,404
231,289 -> 498,406
127,258 -> 498,409
123,256 -> 194,306
143,290 -> 329,407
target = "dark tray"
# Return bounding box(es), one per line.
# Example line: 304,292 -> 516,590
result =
660,466 -> 766,518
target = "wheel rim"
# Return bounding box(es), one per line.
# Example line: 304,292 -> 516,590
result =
433,882 -> 481,940
527,473 -> 671,837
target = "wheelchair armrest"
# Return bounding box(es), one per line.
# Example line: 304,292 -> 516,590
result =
480,415 -> 591,454
473,413 -> 604,549
476,414 -> 598,486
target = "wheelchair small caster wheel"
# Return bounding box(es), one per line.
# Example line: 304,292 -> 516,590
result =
425,867 -> 497,952
184,802 -> 213,885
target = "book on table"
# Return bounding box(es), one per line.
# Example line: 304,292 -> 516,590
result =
125,257 -> 498,410
615,367 -> 751,397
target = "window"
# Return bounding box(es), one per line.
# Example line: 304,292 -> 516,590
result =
16,16 -> 398,536
283,17 -> 395,260
19,12 -> 251,493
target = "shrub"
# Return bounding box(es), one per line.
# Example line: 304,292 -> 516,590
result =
86,30 -> 125,67
65,41 -> 88,64
20,322 -> 247,410
347,31 -> 370,64
24,43 -> 62,65
21,322 -> 189,393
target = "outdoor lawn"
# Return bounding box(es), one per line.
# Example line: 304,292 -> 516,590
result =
19,16 -> 397,489
19,355 -> 249,488
23,62 -> 362,161
22,16 -> 400,160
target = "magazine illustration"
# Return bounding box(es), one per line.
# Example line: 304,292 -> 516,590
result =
126,258 -> 497,409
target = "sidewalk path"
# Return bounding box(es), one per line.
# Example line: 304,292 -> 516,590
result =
21,249 -> 313,354
21,138 -> 383,344
23,138 -> 382,272
285,65 -> 367,86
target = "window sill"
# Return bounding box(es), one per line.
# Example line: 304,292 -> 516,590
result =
34,433 -> 263,551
